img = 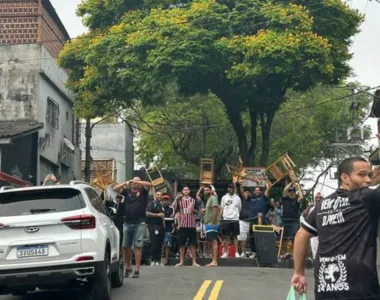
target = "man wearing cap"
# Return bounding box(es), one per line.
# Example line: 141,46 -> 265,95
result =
162,195 -> 174,265
282,181 -> 304,254
146,191 -> 165,266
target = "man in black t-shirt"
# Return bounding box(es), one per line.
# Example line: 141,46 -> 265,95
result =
282,179 -> 304,252
162,195 -> 175,265
146,191 -> 165,266
292,157 -> 380,300
114,177 -> 151,279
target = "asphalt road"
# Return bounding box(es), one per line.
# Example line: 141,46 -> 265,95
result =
0,266 -> 315,300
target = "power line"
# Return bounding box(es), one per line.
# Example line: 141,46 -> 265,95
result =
115,85 -> 380,134
350,0 -> 370,49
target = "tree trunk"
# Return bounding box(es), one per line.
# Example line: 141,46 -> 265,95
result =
247,108 -> 257,166
225,108 -> 249,165
84,118 -> 92,182
201,115 -> 208,156
259,111 -> 275,166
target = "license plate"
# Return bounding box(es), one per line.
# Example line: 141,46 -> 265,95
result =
17,246 -> 48,258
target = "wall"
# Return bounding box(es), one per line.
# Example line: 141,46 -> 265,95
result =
0,1 -> 39,45
0,44 -> 40,121
80,122 -> 134,183
37,45 -> 79,183
40,2 -> 67,58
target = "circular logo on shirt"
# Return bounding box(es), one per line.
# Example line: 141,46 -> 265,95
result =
318,255 -> 349,293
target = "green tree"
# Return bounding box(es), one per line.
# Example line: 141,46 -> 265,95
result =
59,0 -> 363,165
269,85 -> 372,169
130,86 -> 238,178
133,84 -> 372,179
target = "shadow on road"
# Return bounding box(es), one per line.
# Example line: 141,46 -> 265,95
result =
1,290 -> 89,300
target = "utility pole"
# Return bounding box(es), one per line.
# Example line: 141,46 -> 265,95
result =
335,129 -> 341,186
328,128 -> 362,186
84,119 -> 92,183
83,112 -> 123,182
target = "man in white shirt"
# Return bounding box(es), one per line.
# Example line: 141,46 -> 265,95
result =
220,183 -> 242,258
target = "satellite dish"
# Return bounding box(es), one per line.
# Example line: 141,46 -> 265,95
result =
63,138 -> 75,152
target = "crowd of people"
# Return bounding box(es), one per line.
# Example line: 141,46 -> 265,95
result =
101,171 -> 323,278
41,156 -> 380,299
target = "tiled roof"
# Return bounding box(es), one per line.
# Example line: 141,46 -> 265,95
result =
0,120 -> 44,139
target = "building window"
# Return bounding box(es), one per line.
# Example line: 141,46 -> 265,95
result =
66,111 -> 69,121
46,97 -> 59,130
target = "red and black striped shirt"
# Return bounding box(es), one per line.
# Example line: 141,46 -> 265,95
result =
177,197 -> 197,228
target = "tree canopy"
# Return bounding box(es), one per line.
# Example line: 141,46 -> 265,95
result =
133,84 -> 372,179
58,0 -> 363,165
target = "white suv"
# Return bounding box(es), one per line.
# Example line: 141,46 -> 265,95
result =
0,181 -> 123,299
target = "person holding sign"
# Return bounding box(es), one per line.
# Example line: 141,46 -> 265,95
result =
291,157 -> 380,300
282,175 -> 304,254
247,182 -> 271,258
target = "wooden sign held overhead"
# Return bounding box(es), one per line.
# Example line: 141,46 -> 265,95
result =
265,153 -> 297,187
200,158 -> 215,185
242,167 -> 266,187
226,159 -> 267,187
146,166 -> 166,190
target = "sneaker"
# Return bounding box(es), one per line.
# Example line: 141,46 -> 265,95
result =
132,270 -> 140,278
124,268 -> 133,278
150,261 -> 156,266
249,252 -> 256,259
235,252 -> 240,258
221,252 -> 228,258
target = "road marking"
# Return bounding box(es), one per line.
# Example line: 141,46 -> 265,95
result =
194,280 -> 224,300
194,280 -> 212,300
209,280 -> 224,300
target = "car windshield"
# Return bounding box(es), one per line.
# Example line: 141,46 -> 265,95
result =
0,188 -> 83,217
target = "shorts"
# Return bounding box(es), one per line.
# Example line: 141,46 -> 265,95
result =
164,231 -> 172,247
178,227 -> 197,247
283,220 -> 299,240
205,224 -> 219,242
122,223 -> 147,248
238,220 -> 249,241
221,219 -> 240,237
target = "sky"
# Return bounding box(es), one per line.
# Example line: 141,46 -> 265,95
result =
50,0 -> 380,195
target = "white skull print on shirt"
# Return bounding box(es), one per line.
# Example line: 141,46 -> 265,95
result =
301,188 -> 380,300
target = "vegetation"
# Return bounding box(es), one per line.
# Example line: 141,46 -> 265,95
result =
58,0 -> 364,167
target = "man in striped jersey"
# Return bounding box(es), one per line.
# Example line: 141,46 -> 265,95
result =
174,186 -> 200,267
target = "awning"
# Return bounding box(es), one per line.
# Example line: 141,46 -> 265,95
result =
0,171 -> 32,187
0,120 -> 43,144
